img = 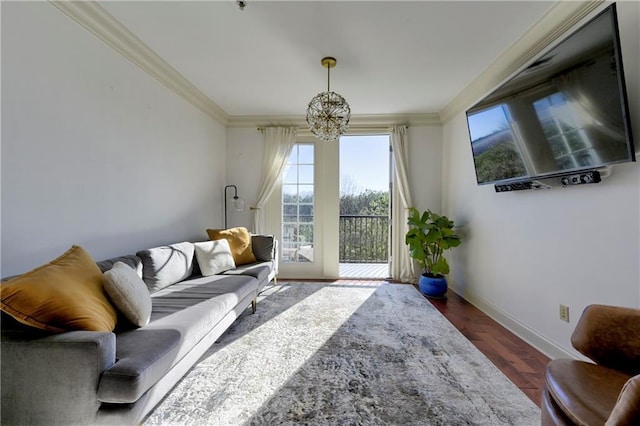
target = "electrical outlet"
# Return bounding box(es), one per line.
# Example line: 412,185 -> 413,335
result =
559,304 -> 570,322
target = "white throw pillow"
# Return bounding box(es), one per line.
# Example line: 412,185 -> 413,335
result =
194,240 -> 236,276
103,261 -> 152,327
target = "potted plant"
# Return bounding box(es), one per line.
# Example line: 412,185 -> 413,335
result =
405,208 -> 462,298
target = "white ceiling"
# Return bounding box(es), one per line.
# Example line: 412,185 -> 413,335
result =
99,1 -> 557,119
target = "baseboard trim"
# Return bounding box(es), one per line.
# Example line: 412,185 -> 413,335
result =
448,286 -> 575,360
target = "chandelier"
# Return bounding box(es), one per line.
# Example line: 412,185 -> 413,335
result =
306,57 -> 351,141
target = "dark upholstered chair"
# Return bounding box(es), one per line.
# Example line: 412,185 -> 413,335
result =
542,304 -> 640,425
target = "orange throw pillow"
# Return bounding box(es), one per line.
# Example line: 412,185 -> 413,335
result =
206,227 -> 256,266
1,245 -> 117,333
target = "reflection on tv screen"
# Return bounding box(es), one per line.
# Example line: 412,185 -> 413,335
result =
466,4 -> 634,186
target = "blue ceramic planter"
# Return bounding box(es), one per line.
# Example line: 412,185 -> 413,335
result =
418,274 -> 447,298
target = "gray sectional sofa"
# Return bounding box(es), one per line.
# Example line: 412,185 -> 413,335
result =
1,234 -> 277,425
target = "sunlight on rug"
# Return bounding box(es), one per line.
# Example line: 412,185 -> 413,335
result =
143,282 -> 379,425
143,282 -> 540,425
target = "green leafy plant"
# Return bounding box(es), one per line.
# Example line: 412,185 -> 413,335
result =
405,208 -> 462,277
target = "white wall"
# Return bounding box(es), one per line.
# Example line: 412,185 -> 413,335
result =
225,128 -> 264,230
1,2 -> 227,277
407,126 -> 443,214
442,2 -> 640,359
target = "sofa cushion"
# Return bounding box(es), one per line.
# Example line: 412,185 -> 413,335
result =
103,262 -> 152,327
194,240 -> 236,276
0,245 -> 117,333
98,328 -> 182,403
545,359 -> 630,425
222,262 -> 271,284
149,274 -> 257,321
207,227 -> 256,265
136,242 -> 195,293
98,274 -> 258,403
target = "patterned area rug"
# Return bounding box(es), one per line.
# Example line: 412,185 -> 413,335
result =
143,282 -> 540,425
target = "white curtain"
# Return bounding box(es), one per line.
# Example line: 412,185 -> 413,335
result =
390,125 -> 415,283
252,127 -> 298,234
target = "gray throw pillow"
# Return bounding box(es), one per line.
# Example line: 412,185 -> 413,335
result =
251,235 -> 275,261
103,262 -> 152,327
97,255 -> 143,278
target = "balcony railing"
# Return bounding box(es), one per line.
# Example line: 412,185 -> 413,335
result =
339,215 -> 389,263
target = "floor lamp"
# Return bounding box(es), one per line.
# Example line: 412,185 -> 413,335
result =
224,185 -> 245,229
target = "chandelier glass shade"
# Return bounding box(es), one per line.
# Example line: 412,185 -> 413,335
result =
306,57 -> 350,142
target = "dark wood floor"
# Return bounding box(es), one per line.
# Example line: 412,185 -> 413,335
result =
426,288 -> 550,407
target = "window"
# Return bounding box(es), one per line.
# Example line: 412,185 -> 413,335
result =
281,144 -> 314,263
533,92 -> 599,169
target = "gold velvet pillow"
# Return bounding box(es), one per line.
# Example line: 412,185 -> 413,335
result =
1,245 -> 117,333
206,227 -> 256,266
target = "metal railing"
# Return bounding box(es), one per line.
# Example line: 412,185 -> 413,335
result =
339,215 -> 389,263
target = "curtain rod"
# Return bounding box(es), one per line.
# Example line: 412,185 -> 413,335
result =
256,126 -> 300,133
256,124 -> 408,134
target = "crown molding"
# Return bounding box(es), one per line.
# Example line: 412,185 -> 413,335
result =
227,113 -> 441,129
53,0 -> 592,129
47,1 -> 438,130
439,0 -> 604,123
49,0 -> 229,125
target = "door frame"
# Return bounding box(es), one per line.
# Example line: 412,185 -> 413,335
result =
266,137 -> 339,279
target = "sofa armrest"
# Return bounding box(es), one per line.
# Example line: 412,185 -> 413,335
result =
272,238 -> 279,275
571,304 -> 640,375
251,234 -> 279,275
1,330 -> 116,425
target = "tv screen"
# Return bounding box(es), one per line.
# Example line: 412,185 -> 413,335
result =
466,4 -> 635,186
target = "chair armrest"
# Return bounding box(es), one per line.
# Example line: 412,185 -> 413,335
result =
606,374 -> 640,426
571,304 -> 640,375
1,330 -> 116,425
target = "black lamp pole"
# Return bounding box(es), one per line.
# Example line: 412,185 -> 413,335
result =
224,185 -> 239,229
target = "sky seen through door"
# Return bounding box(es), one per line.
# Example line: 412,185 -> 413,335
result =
339,135 -> 389,195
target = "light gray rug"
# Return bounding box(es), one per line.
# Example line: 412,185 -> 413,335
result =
143,282 -> 540,425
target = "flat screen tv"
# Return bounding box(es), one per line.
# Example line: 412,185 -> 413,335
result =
466,4 -> 635,187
